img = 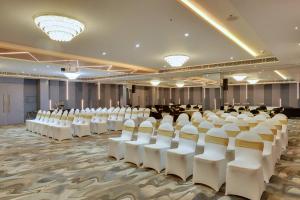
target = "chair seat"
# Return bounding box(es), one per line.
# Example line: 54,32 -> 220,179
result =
228,160 -> 261,170
167,148 -> 194,155
126,140 -> 148,146
195,153 -> 225,162
109,137 -> 129,142
144,143 -> 169,150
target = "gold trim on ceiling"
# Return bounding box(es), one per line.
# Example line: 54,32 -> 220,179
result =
0,41 -> 157,73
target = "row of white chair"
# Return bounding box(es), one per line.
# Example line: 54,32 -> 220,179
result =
108,111 -> 288,200
26,107 -> 151,140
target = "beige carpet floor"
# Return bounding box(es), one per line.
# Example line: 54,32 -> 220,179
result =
0,120 -> 300,200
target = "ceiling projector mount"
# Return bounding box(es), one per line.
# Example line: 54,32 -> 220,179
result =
61,63 -> 80,79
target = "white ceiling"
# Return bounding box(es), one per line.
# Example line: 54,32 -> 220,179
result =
0,0 -> 256,69
0,0 -> 300,84
0,57 -> 120,79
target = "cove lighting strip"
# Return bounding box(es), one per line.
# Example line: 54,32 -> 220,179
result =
180,0 -> 258,57
274,70 -> 287,80
66,80 -> 69,100
97,82 -> 101,100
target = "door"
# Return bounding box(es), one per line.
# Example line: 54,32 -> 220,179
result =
0,83 -> 7,125
6,81 -> 24,124
0,79 -> 24,125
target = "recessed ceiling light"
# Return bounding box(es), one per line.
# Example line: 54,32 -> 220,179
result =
232,74 -> 247,81
247,79 -> 259,84
150,80 -> 160,86
64,72 -> 80,80
298,43 -> 300,46
34,15 -> 85,42
135,43 -> 140,48
230,56 -> 234,60
176,81 -> 185,88
295,26 -> 298,30
179,0 -> 258,57
102,52 -> 107,56
184,33 -> 189,37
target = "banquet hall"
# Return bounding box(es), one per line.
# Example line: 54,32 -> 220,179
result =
0,0 -> 300,200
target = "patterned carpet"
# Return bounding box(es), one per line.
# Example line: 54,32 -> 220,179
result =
0,120 -> 299,200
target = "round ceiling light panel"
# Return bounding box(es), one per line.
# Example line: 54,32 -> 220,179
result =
34,15 -> 85,42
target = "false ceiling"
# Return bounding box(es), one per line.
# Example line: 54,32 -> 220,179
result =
0,0 -> 299,85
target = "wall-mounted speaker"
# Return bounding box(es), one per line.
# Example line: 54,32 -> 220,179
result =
132,85 -> 136,93
223,79 -> 228,91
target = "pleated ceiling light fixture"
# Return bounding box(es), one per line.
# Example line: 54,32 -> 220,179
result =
176,81 -> 185,88
164,55 -> 190,67
34,14 -> 85,42
150,80 -> 161,86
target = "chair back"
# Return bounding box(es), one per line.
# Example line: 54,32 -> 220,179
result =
212,118 -> 225,128
138,108 -> 145,118
124,107 -> 132,120
156,123 -> 174,147
252,126 -> 274,153
174,120 -> 189,139
161,114 -> 173,125
137,121 -> 153,143
117,107 -> 126,120
178,124 -> 198,152
143,108 -> 151,118
235,120 -> 250,131
145,117 -> 157,129
220,113 -> 230,120
100,108 -> 109,121
35,110 -> 42,120
222,123 -> 240,149
243,117 -> 258,128
176,113 -> 189,123
273,113 -> 288,125
131,108 -> 138,119
191,111 -> 202,120
237,113 -> 248,120
254,114 -> 267,123
121,119 -> 135,140
235,131 -> 264,165
204,128 -> 229,157
110,107 -> 120,120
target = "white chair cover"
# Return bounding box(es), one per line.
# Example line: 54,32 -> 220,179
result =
166,124 -> 198,181
124,121 -> 153,166
52,110 -> 75,141
90,108 -> 102,133
124,107 -> 132,120
226,131 -> 265,200
143,123 -> 174,172
193,128 -> 229,191
252,126 -> 275,183
196,121 -> 214,153
26,110 -> 42,131
108,119 -> 135,160
93,108 -> 109,134
221,123 -> 240,161
73,110 -> 92,137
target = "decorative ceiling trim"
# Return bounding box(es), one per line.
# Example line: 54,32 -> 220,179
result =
0,41 -> 157,73
159,56 -> 279,73
177,0 -> 259,57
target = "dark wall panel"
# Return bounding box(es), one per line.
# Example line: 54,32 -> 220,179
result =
264,84 -> 272,106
